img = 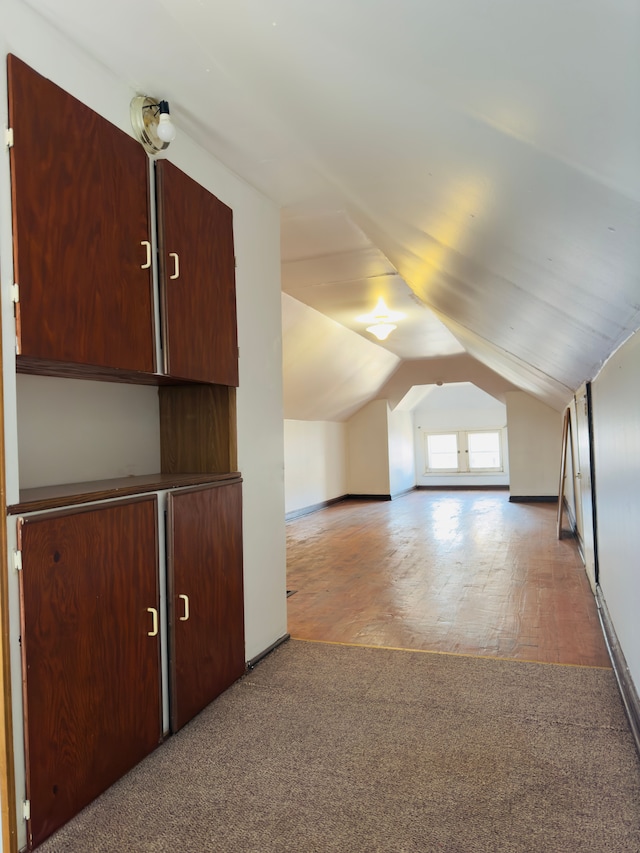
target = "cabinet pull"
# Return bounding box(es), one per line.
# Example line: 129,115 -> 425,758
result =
141,241 -> 152,269
179,594 -> 190,621
147,607 -> 159,637
169,252 -> 180,280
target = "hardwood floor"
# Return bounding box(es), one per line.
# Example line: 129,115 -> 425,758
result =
286,490 -> 611,668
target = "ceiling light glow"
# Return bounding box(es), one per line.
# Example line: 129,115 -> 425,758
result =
357,297 -> 404,341
366,323 -> 397,341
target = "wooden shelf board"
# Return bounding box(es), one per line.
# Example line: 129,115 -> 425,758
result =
8,472 -> 242,515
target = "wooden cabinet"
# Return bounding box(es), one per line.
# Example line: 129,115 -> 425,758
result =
8,55 -> 156,375
7,55 -> 239,388
157,161 -> 238,386
6,55 -> 246,849
18,497 -> 162,849
14,476 -> 246,849
167,481 -> 244,731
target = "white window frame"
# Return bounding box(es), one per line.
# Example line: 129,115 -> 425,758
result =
424,429 -> 504,474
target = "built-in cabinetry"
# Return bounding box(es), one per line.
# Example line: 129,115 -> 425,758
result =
168,482 -> 245,731
8,55 -> 239,387
6,54 -> 245,850
156,160 -> 238,386
8,54 -> 156,375
18,497 -> 162,849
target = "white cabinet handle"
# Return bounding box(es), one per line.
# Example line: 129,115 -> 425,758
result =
141,240 -> 152,269
169,252 -> 180,279
147,607 -> 158,637
179,594 -> 190,621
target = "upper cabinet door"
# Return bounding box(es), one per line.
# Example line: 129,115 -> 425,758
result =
7,55 -> 156,373
156,160 -> 239,386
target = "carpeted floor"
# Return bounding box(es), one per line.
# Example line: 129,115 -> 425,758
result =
37,639 -> 640,852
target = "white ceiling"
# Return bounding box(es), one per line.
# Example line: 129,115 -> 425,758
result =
24,0 -> 640,419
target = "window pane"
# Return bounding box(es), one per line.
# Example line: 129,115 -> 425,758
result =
427,434 -> 458,469
468,432 -> 501,469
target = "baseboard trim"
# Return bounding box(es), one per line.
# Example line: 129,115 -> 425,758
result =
509,495 -> 557,503
286,491 -> 406,521
287,486 -> 516,518
416,485 -> 508,492
346,494 -> 392,502
246,633 -> 290,671
285,496 -> 347,521
596,588 -> 640,756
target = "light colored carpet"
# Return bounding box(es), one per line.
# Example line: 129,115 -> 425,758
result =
37,639 -> 640,852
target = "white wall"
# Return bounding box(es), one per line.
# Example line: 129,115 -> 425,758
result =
504,391 -> 562,497
414,383 -> 509,487
347,399 -> 390,495
284,406 -> 413,510
284,420 -> 347,514
591,331 -> 640,696
388,407 -> 415,496
16,376 -> 161,488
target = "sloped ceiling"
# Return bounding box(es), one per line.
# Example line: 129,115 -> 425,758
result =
23,0 -> 640,419
282,294 -> 399,421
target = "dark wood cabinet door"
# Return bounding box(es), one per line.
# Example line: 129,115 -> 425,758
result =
167,482 -> 245,731
156,160 -> 239,386
19,497 -> 162,849
8,55 -> 155,373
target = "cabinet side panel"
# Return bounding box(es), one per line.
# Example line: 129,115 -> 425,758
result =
7,55 -> 155,373
20,497 -> 162,848
156,160 -> 238,386
168,482 -> 244,731
159,384 -> 237,474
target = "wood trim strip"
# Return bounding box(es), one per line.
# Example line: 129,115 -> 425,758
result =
16,356 -> 205,386
0,61 -> 18,835
557,408 -> 570,537
0,260 -> 18,852
509,495 -> 557,503
346,494 -> 392,502
416,485 -> 509,492
8,473 -> 241,515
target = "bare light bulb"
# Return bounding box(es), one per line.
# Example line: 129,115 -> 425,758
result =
156,100 -> 176,143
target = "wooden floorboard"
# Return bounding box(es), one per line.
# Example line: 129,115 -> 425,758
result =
286,490 -> 611,668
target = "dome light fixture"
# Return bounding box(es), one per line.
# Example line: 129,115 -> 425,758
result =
130,95 -> 177,155
356,297 -> 405,342
367,322 -> 397,341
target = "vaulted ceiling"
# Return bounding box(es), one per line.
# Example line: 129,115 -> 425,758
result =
25,0 -> 640,419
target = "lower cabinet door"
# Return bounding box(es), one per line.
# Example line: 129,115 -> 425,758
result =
18,497 -> 162,850
167,481 -> 245,732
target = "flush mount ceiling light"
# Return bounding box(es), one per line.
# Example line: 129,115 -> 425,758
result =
356,297 -> 405,342
130,96 -> 177,155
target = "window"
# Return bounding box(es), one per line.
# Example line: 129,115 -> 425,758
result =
467,431 -> 501,470
426,433 -> 459,470
424,430 -> 503,474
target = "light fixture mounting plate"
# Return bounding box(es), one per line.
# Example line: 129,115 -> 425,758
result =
130,95 -> 169,155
